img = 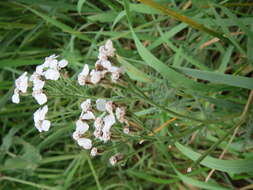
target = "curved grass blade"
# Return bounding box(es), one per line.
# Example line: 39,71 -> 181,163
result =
117,55 -> 152,82
175,142 -> 253,174
137,0 -> 229,42
174,66 -> 253,90
171,165 -> 231,190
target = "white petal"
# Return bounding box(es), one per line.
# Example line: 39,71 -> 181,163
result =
103,114 -> 115,132
78,74 -> 87,86
15,72 -> 28,93
75,120 -> 89,134
11,89 -> 20,104
30,72 -> 40,82
109,155 -> 117,166
116,107 -> 126,123
105,101 -> 114,114
80,99 -> 91,112
58,59 -> 68,68
41,120 -> 51,131
48,59 -> 58,69
90,70 -> 102,84
33,105 -> 48,123
81,111 -> 95,120
72,131 -> 81,141
44,69 -> 60,80
81,64 -> 89,77
111,72 -> 120,83
90,147 -> 98,157
94,116 -> 103,129
33,92 -> 47,105
96,99 -> 106,111
104,40 -> 115,57
33,79 -> 45,91
102,131 -> 111,143
77,138 -> 92,149
34,122 -> 42,132
98,46 -> 107,60
36,65 -> 45,75
123,127 -> 130,134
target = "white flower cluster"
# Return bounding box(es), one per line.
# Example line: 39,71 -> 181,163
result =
78,40 -> 124,85
11,54 -> 68,132
73,98 -> 129,158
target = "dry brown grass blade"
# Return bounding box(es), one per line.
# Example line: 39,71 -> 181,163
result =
199,32 -> 244,49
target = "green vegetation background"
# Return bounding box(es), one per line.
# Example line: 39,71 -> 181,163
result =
0,0 -> 253,189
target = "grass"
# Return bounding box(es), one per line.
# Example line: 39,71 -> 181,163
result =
0,0 -> 253,189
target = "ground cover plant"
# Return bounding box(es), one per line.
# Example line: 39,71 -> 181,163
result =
0,0 -> 253,189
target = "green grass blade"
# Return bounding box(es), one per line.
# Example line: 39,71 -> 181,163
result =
172,166 -> 231,190
117,55 -> 152,82
175,142 -> 253,174
17,2 -> 92,43
174,66 -> 253,89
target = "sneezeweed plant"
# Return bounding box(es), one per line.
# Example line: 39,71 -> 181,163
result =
11,40 -> 134,165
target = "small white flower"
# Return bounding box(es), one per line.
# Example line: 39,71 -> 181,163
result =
93,128 -> 102,139
96,99 -> 107,112
58,59 -> 68,68
123,127 -> 130,134
94,116 -> 104,129
90,70 -> 102,84
39,120 -> 51,132
98,40 -> 115,60
11,88 -> 20,104
36,65 -> 45,75
187,168 -> 192,173
33,105 -> 48,123
15,72 -> 28,93
44,69 -> 60,81
109,155 -> 117,166
75,120 -> 89,134
90,147 -> 98,157
105,101 -> 114,114
104,40 -> 115,57
80,99 -> 91,112
33,105 -> 51,132
44,54 -> 58,67
78,64 -> 90,85
81,111 -> 95,120
32,90 -> 47,105
32,79 -> 45,91
115,107 -> 126,123
102,114 -> 116,132
30,72 -> 40,82
111,72 -> 120,83
77,138 -> 92,149
102,131 -> 111,143
95,60 -> 112,71
72,131 -> 81,141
